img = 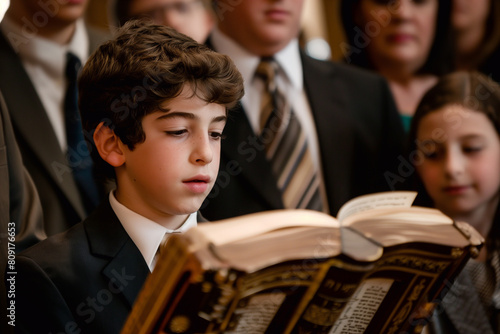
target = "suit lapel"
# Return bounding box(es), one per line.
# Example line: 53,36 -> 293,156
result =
85,200 -> 150,309
0,32 -> 86,218
221,103 -> 284,209
102,240 -> 150,308
301,53 -> 355,215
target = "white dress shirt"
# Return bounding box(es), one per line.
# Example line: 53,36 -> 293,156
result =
109,191 -> 198,271
0,17 -> 89,152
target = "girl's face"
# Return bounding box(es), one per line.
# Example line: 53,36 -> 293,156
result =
415,105 -> 500,226
357,0 -> 438,71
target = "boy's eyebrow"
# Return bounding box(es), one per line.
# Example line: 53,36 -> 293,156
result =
212,115 -> 228,123
155,111 -> 196,120
155,112 -> 227,123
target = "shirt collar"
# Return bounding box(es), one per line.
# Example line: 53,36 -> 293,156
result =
211,27 -> 303,90
109,191 -> 198,271
0,17 -> 89,77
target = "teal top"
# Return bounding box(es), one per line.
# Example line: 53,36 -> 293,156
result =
400,114 -> 412,133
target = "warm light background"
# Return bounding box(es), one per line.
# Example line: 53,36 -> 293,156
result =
86,0 -> 345,61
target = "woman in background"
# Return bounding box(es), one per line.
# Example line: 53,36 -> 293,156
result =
340,0 -> 454,131
453,0 -> 500,82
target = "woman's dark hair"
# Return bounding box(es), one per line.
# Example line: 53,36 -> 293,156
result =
470,0 -> 500,70
79,19 -> 244,180
340,0 -> 455,76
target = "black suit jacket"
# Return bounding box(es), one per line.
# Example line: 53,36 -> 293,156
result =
0,27 -> 110,236
0,89 -> 44,334
14,200 -> 208,334
15,200 -> 150,334
201,50 -> 405,220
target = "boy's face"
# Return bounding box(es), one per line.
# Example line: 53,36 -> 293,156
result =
116,85 -> 226,225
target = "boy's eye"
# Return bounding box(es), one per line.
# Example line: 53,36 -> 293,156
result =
166,130 -> 187,136
210,132 -> 225,140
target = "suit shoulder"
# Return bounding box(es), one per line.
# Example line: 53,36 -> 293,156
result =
302,54 -> 388,88
17,222 -> 87,266
331,61 -> 387,85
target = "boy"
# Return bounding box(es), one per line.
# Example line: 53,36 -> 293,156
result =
13,20 -> 244,334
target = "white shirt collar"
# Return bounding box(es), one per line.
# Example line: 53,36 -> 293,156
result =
210,27 -> 303,90
109,191 -> 198,271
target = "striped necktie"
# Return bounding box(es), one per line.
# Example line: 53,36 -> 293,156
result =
255,58 -> 323,211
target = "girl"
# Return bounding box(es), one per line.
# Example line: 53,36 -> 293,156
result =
408,71 -> 500,333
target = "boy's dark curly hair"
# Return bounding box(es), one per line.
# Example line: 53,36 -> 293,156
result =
78,19 -> 244,180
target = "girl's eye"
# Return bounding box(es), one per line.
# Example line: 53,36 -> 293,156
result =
424,152 -> 438,159
166,130 -> 187,136
421,149 -> 440,160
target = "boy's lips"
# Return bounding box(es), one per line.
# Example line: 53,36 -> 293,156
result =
183,175 -> 211,194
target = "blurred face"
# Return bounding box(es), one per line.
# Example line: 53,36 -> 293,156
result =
452,0 -> 490,32
16,0 -> 90,25
128,0 -> 214,43
216,0 -> 304,56
357,0 -> 438,72
415,105 -> 500,228
116,86 -> 226,226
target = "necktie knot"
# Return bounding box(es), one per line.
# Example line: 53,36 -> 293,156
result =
255,58 -> 279,93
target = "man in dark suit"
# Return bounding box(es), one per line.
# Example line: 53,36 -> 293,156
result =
0,90 -> 45,333
0,0 -> 110,238
14,20 -> 244,333
201,0 -> 405,220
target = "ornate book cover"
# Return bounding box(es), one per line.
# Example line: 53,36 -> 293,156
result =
121,192 -> 483,334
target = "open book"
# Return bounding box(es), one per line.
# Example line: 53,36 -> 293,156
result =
121,192 -> 483,334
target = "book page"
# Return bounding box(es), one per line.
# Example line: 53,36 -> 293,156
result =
225,293 -> 286,334
337,191 -> 417,223
329,278 -> 394,334
192,209 -> 339,247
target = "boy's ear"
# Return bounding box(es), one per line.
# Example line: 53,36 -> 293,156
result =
93,122 -> 126,167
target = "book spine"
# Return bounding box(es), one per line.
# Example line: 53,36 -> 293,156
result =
290,260 -> 370,334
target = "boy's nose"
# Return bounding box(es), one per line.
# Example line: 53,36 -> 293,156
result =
193,135 -> 213,165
